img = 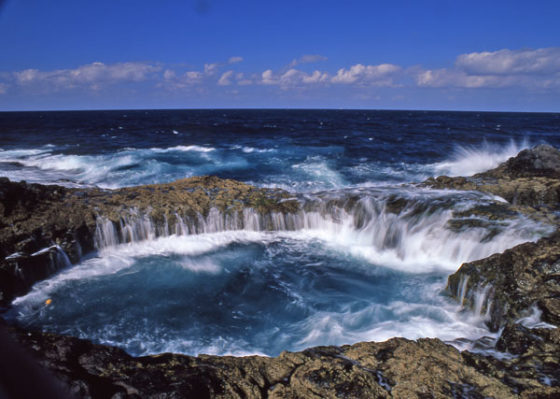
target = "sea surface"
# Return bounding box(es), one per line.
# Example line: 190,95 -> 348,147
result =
2,109 -> 560,357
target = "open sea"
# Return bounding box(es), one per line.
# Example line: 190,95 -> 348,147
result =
2,109 -> 560,357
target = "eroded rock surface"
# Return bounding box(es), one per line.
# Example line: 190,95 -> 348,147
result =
8,324 -> 559,399
447,232 -> 560,331
0,176 -> 298,306
423,144 -> 560,212
2,145 -> 560,398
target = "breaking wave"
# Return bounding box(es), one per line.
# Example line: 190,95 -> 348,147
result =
433,139 -> 531,177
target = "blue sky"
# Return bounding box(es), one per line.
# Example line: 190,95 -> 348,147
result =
0,0 -> 559,111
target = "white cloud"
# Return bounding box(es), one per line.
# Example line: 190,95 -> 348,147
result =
184,71 -> 203,83
261,69 -> 276,85
5,47 -> 558,98
331,64 -> 402,86
12,62 -> 161,90
228,56 -> 243,64
163,69 -> 176,80
260,68 -> 329,87
236,73 -> 253,86
301,70 -> 329,84
289,54 -> 328,68
415,69 -> 505,88
204,63 -> 219,76
456,48 -> 560,75
218,70 -> 234,86
416,47 -> 560,89
14,69 -> 40,84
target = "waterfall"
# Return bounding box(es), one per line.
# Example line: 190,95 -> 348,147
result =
92,192 -> 547,271
473,284 -> 493,319
458,275 -> 470,307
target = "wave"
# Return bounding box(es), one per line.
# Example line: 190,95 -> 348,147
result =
291,156 -> 346,190
432,139 -> 532,177
230,145 -> 276,153
0,145 -> 243,188
149,145 -> 216,153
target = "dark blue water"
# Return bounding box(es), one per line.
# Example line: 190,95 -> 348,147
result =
1,110 -> 559,190
3,110 -> 559,356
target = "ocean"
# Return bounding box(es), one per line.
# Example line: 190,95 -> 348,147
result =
2,109 -> 560,357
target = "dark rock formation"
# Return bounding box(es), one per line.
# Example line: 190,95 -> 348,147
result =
2,145 -> 560,398
483,144 -> 560,179
423,144 -> 560,212
7,323 -> 559,399
447,232 -> 560,331
0,176 -> 298,306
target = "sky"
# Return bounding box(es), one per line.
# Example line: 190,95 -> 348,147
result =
0,0 -> 559,111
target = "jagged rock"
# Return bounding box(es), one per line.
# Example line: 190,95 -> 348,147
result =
422,145 -> 560,212
2,146 -> 560,397
482,144 -> 560,179
9,326 -> 544,399
0,176 -> 299,306
447,232 -> 560,331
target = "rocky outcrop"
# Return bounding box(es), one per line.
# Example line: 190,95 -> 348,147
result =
423,144 -> 560,212
447,232 -> 560,331
2,145 -> 560,398
483,144 -> 560,180
0,176 -> 298,306
5,322 -> 559,399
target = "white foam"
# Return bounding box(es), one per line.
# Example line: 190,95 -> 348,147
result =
292,156 -> 345,189
12,231 -> 269,306
149,145 -> 215,153
293,284 -> 494,352
231,145 -> 276,154
93,187 -> 551,274
0,145 -> 222,188
433,139 -> 531,177
517,305 -> 556,329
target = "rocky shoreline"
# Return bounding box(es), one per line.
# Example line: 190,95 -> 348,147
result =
1,145 -> 560,398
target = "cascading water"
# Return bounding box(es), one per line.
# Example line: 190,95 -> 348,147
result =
9,186 -> 552,357
5,110 -> 560,359
93,188 -> 549,272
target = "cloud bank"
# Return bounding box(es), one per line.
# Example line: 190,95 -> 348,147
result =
417,48 -> 560,89
2,48 -> 559,98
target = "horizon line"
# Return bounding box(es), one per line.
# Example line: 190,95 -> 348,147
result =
1,106 -> 559,114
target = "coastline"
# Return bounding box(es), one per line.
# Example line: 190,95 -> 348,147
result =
1,145 -> 559,398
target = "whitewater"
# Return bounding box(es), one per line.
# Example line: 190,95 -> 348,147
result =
2,109 -> 560,357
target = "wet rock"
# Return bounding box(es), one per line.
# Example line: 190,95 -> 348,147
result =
447,232 -> 560,331
9,326 -> 538,399
422,145 -> 560,212
0,246 -> 69,305
0,176 -> 300,306
482,144 -> 560,180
